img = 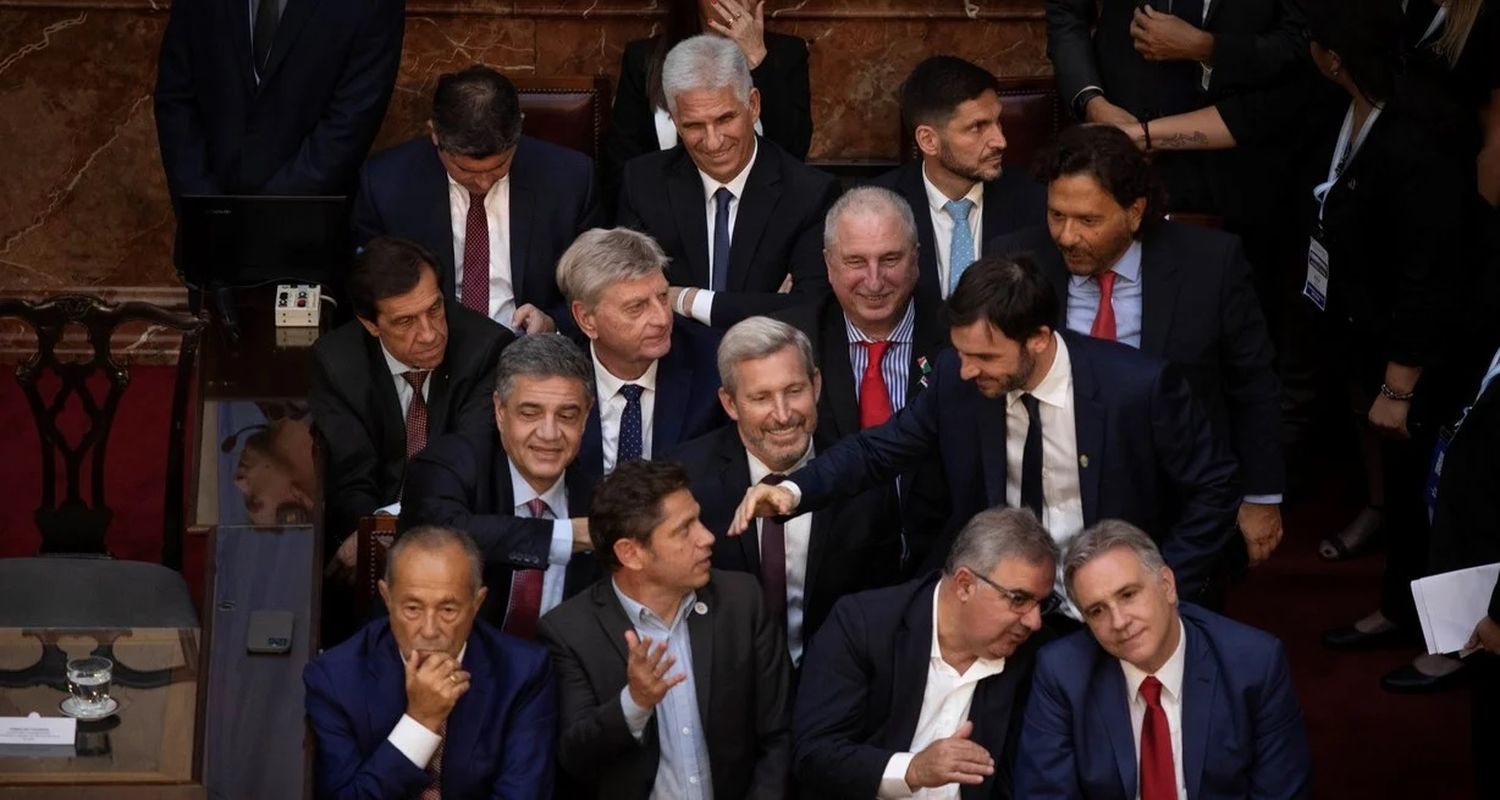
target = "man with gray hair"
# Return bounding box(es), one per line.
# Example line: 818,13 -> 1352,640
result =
556,227 -> 726,477
668,316 -> 904,664
353,63 -> 602,334
793,507 -> 1059,799
401,333 -> 600,639
1017,520 -> 1310,799
617,34 -> 840,329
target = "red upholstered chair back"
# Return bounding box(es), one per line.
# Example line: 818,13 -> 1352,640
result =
513,76 -> 612,162
902,76 -> 1061,177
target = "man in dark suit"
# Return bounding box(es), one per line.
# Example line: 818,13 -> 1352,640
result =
537,460 -> 792,799
989,125 -> 1283,567
730,256 -> 1239,606
154,0 -> 402,197
670,317 -> 903,665
400,334 -> 597,637
352,65 -> 602,334
304,525 -> 556,799
793,508 -> 1059,800
1016,520 -> 1311,799
617,34 -> 840,329
310,237 -> 513,578
556,228 -> 726,477
772,185 -> 951,572
872,56 -> 1046,312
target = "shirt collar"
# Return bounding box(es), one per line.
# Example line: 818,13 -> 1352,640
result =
380,340 -> 425,378
591,343 -> 661,400
844,300 -> 917,345
610,578 -> 698,632
507,457 -> 567,514
1005,332 -> 1073,411
1120,616 -> 1188,704
445,171 -> 509,200
921,161 -> 984,213
929,582 -> 1007,679
698,138 -> 759,203
1067,240 -> 1143,289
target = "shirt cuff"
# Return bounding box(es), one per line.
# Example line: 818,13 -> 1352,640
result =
619,686 -> 654,741
689,289 -> 715,326
1242,495 -> 1282,506
782,480 -> 803,509
1071,85 -> 1106,117
373,501 -> 401,516
388,714 -> 443,768
878,753 -> 916,799
549,520 -> 575,566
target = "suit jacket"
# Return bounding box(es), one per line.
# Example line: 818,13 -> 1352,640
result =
991,223 -> 1283,497
667,425 -> 904,649
579,320 -> 726,478
871,161 -> 1046,312
537,570 -> 794,800
399,431 -> 600,625
1015,603 -> 1311,800
352,135 -> 603,325
772,294 -> 953,572
789,331 -> 1239,600
617,137 -> 839,328
154,0 -> 403,196
303,617 -> 557,800
309,303 -> 513,545
793,573 -> 1049,800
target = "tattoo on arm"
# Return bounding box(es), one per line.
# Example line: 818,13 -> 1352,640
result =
1155,130 -> 1210,150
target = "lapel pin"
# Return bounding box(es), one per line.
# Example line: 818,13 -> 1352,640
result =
694,601 -> 708,616
1079,454 -> 1090,468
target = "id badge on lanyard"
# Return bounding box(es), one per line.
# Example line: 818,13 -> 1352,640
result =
1306,102 -> 1383,312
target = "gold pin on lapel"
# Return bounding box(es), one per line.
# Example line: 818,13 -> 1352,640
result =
1079,454 -> 1090,468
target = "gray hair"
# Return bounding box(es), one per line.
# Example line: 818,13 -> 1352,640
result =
555,228 -> 670,308
493,333 -> 595,407
945,507 -> 1060,577
824,186 -> 919,252
1062,520 -> 1168,604
661,34 -> 753,116
386,525 -> 484,596
716,316 -> 816,396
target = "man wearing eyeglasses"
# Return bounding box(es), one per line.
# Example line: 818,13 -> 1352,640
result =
792,508 -> 1059,800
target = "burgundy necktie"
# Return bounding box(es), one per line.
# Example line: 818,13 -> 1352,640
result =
859,340 -> 894,429
502,497 -> 549,640
1139,675 -> 1176,800
460,191 -> 489,316
757,475 -> 788,626
402,371 -> 430,459
419,721 -> 445,800
1091,271 -> 1117,341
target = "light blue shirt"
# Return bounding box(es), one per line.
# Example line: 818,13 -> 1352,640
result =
1064,240 -> 1144,348
845,300 -> 916,414
612,582 -> 713,800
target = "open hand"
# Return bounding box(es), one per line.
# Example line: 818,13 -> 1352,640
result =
728,483 -> 797,536
624,630 -> 687,709
905,721 -> 994,790
707,0 -> 768,68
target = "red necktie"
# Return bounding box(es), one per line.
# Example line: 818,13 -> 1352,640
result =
402,371 -> 430,459
757,475 -> 787,626
419,721 -> 445,800
501,497 -> 549,640
859,340 -> 894,429
460,191 -> 489,316
1091,270 -> 1117,341
1139,675 -> 1176,800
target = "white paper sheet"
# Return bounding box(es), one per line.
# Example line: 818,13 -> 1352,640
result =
1411,562 -> 1500,654
0,713 -> 76,746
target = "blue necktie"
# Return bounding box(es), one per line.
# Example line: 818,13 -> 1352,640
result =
617,384 -> 645,466
712,187 -> 733,292
944,198 -> 976,294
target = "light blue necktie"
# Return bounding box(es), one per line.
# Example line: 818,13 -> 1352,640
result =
944,198 -> 976,294
712,187 -> 733,292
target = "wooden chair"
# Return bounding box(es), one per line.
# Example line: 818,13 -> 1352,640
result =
513,75 -> 613,164
353,514 -> 400,620
903,75 -> 1062,176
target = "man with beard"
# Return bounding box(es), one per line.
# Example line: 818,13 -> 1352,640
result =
669,317 -> 904,665
728,256 -> 1239,616
873,56 -> 1046,314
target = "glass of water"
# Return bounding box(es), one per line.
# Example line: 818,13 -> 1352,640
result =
65,656 -> 114,714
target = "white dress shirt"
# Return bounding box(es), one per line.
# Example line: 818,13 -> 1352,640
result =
921,163 -> 984,299
1004,334 -> 1085,613
447,173 -> 516,328
684,140 -> 760,325
746,443 -> 813,663
507,460 -> 575,615
879,584 -> 1008,799
592,346 -> 660,473
1120,619 -> 1189,800
387,644 -> 468,768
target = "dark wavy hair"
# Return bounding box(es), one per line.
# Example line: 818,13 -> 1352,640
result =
1034,124 -> 1166,233
347,237 -> 443,322
590,460 -> 694,571
943,255 -> 1059,343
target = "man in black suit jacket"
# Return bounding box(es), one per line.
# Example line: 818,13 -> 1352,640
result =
352,65 -> 602,334
730,256 -> 1239,605
617,35 -> 839,329
794,508 -> 1059,800
872,56 -> 1046,314
311,237 -> 513,569
154,0 -> 402,197
400,334 -> 597,636
538,460 -> 792,799
556,228 -> 726,477
989,125 -> 1283,566
669,317 -> 903,665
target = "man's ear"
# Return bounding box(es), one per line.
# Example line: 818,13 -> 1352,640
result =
1027,325 -> 1053,355
615,537 -> 645,572
1160,565 -> 1178,605
358,315 -> 380,339
428,120 -> 438,147
378,579 -> 392,610
1126,196 -> 1148,237
718,386 -> 740,421
572,300 -> 597,340
811,368 -> 823,404
914,124 -> 941,159
748,87 -> 762,125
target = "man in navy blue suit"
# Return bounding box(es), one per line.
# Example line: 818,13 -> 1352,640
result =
1016,520 -> 1310,799
729,255 -> 1239,605
352,65 -> 602,334
555,228 -> 726,477
304,524 -> 557,799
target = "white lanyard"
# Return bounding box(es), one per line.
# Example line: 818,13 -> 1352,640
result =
1401,0 -> 1450,46
1313,101 -> 1383,221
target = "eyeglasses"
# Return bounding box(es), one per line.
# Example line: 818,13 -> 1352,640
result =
969,569 -> 1063,616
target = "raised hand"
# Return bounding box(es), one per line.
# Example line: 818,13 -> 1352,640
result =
624,630 -> 687,709
707,0 -> 768,68
404,649 -> 470,732
904,721 -> 995,790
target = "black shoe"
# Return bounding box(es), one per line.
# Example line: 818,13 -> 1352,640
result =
1379,662 -> 1468,694
1321,623 -> 1412,651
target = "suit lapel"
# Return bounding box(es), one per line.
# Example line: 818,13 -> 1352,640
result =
441,632 -> 491,794
1067,336 -> 1105,525
562,469 -> 598,594
369,626 -> 407,747
366,335 -> 407,467
1138,232 -> 1178,356
1180,620 -> 1216,800
901,163 -> 943,305
508,165 -> 536,304
888,581 -> 936,745
723,443 -> 761,574
582,403 -> 605,475
817,301 -> 860,439
417,143 -> 459,293
1037,245 -> 1072,334
228,0 -> 257,97
426,365 -> 453,436
908,297 -> 944,407
653,338 -> 691,452
805,508 -> 830,613
591,580 -> 634,664
256,0 -> 317,86
977,397 -> 1008,507
1096,659 -> 1139,798
727,142 -> 781,291
668,156 -> 712,288
688,583 -> 716,727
